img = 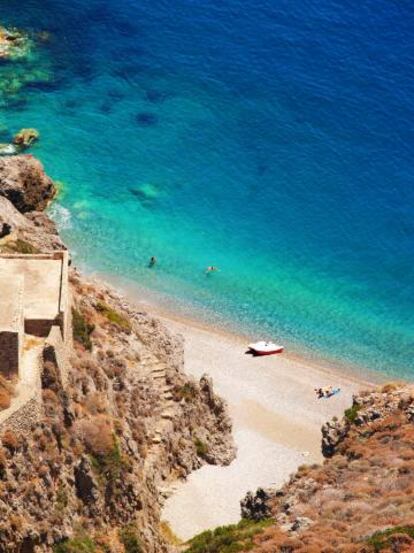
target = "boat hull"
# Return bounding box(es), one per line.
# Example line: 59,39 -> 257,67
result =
248,347 -> 284,356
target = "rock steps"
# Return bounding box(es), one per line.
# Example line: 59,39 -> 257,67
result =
140,354 -> 179,471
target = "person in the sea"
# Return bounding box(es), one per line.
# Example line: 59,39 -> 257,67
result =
206,265 -> 219,274
148,256 -> 157,268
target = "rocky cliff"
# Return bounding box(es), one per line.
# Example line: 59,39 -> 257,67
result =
0,156 -> 235,552
0,155 -> 55,213
198,384 -> 414,553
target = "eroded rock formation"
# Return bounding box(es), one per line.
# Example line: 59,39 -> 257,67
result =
0,155 -> 55,213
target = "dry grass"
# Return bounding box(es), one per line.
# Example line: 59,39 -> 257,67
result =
216,387 -> 414,553
76,415 -> 114,457
0,375 -> 15,411
2,430 -> 19,452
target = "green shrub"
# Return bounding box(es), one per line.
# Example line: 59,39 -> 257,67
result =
194,437 -> 209,458
119,525 -> 142,553
2,239 -> 39,254
366,525 -> 414,551
96,301 -> 131,332
72,308 -> 95,351
344,403 -> 360,424
53,535 -> 96,553
186,519 -> 273,553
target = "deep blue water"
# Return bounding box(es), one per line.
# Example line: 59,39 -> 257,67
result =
1,0 -> 413,375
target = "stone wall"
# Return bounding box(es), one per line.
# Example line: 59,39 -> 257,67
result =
43,325 -> 69,389
25,318 -> 55,338
59,250 -> 71,342
0,331 -> 19,377
0,396 -> 42,434
0,345 -> 43,434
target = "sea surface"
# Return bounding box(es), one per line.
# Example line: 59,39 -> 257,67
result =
1,0 -> 413,376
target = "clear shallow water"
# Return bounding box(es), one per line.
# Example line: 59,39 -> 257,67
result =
1,0 -> 413,375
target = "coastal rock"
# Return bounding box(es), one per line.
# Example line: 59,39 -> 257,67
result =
321,418 -> 348,458
0,155 -> 55,212
0,196 -> 65,252
13,128 -> 39,148
0,196 -> 31,237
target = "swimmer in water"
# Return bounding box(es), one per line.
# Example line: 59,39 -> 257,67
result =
205,265 -> 219,274
148,256 -> 157,268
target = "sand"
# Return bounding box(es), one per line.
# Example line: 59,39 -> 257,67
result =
93,274 -> 377,540
156,314 -> 375,541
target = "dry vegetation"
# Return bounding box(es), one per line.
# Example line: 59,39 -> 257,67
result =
0,375 -> 15,410
0,238 -> 40,254
225,385 -> 414,553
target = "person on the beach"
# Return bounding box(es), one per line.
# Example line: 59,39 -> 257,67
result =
314,387 -> 324,399
148,256 -> 157,268
206,265 -> 219,274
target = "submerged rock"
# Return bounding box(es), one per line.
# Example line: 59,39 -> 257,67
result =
145,89 -> 172,104
135,112 -> 158,126
129,182 -> 161,205
0,26 -> 33,60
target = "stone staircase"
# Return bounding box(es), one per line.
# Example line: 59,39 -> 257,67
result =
138,351 -> 178,471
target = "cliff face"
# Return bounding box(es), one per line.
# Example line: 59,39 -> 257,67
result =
0,157 -> 235,552
236,384 -> 414,553
0,155 -> 55,213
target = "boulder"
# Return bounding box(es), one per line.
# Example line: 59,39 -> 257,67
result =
74,456 -> 100,504
321,418 -> 349,458
0,155 -> 55,212
0,196 -> 31,236
241,488 -> 272,521
13,128 -> 39,148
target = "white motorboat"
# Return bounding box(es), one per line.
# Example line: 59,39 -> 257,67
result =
247,341 -> 284,356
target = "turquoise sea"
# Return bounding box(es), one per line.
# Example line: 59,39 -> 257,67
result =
1,0 -> 413,376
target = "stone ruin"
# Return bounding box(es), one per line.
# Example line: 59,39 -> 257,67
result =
0,251 -> 70,432
0,250 -> 69,377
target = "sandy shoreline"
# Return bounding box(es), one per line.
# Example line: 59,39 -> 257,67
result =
150,310 -> 377,540
91,272 -> 380,540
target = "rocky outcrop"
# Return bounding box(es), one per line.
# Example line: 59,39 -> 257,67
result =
0,155 -> 55,213
231,384 -> 414,553
241,488 -> 272,521
13,129 -> 40,149
0,196 -> 30,237
321,417 -> 348,457
0,195 -> 65,253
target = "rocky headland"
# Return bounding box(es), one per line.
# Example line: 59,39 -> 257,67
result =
0,156 -> 235,552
